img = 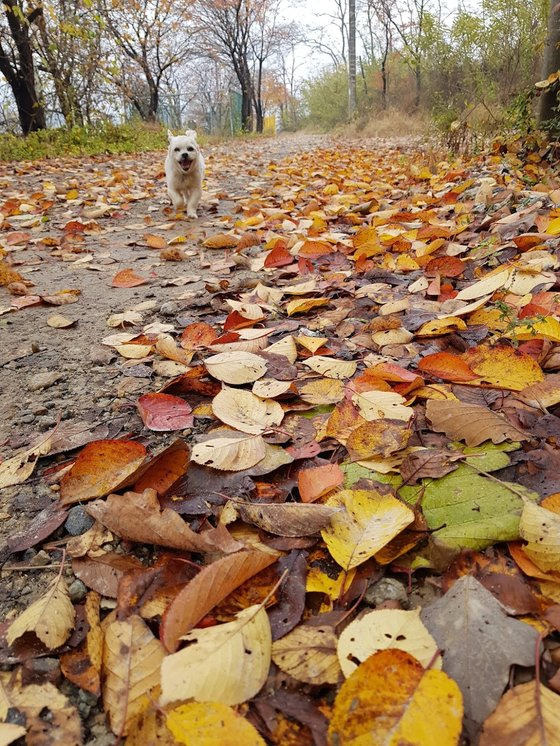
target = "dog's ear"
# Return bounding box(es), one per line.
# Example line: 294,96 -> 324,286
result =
167,129 -> 174,142
184,129 -> 198,141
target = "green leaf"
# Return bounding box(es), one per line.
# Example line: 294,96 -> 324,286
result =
421,464 -> 538,552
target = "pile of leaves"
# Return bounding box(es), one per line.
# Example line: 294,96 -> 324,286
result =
2,139 -> 560,744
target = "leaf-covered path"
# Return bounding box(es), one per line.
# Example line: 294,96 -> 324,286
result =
1,134 -> 560,744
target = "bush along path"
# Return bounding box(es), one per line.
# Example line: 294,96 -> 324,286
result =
1,134 -> 560,744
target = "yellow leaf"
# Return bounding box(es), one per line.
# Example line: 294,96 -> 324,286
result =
0,433 -> 51,489
519,500 -> 560,573
463,344 -> 544,391
371,328 -> 414,346
103,615 -> 165,737
416,317 -> 467,337
160,605 -> 271,706
506,316 -> 560,343
545,216 -> 560,235
322,488 -> 414,570
167,702 -> 265,745
306,556 -> 356,600
205,350 -> 267,384
303,356 -> 357,379
480,681 -> 560,746
114,343 -> 153,359
0,723 -> 26,745
286,297 -> 329,315
265,335 -> 298,363
212,387 -> 284,434
6,575 -> 74,650
272,624 -> 341,685
252,378 -> 293,398
352,390 -> 413,422
337,609 -> 440,677
295,335 -> 328,352
191,432 -> 266,471
299,378 -> 345,404
328,649 -> 463,746
66,189 -> 79,200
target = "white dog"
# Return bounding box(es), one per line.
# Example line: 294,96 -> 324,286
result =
165,129 -> 204,218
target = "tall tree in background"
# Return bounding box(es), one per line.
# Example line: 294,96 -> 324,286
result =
348,0 -> 356,116
0,0 -> 45,132
191,0 -> 255,131
99,0 -> 191,121
538,0 -> 560,132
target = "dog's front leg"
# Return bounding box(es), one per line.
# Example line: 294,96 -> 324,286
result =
168,188 -> 185,210
186,187 -> 201,219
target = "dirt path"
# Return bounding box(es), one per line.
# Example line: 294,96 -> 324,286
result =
0,134 -> 325,533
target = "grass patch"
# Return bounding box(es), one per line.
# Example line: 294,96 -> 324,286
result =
0,122 -> 171,162
342,109 -> 430,138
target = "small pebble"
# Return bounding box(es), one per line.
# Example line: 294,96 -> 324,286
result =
68,579 -> 87,603
65,505 -> 95,536
26,550 -> 51,567
364,577 -> 408,608
21,413 -> 35,424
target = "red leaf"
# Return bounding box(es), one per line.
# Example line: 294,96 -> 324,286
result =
425,256 -> 465,277
180,322 -> 217,350
136,393 -> 193,431
264,242 -> 293,268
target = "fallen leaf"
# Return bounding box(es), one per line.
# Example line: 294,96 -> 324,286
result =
418,352 -> 478,382
133,439 -> 190,495
203,232 -> 240,248
103,614 -> 165,736
0,433 -> 52,489
161,550 -> 277,652
205,350 -> 267,384
346,419 -> 411,460
463,344 -> 544,391
166,702 -> 265,745
111,269 -> 148,288
136,393 -> 193,431
87,488 -> 241,553
422,575 -> 538,734
237,502 -> 339,536
426,400 -> 528,446
302,356 -> 357,379
328,649 -> 463,746
212,387 -> 284,434
298,463 -> 344,503
46,313 -> 76,328
160,605 -> 271,706
479,681 -> 560,746
272,624 -> 340,685
60,440 -> 147,505
6,574 -> 74,649
322,488 -> 414,570
352,390 -> 413,422
519,500 -> 560,572
191,432 -> 266,471
337,609 -> 440,677
60,591 -> 102,695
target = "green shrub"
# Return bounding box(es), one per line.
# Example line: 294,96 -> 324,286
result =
0,121 -> 170,161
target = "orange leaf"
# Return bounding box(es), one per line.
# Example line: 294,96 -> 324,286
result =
298,463 -> 344,503
161,550 -> 278,652
136,393 -> 193,432
134,440 -> 190,495
111,269 -> 148,288
425,256 -> 465,277
180,322 -> 217,350
297,240 -> 333,258
417,352 -> 478,382
59,440 -> 147,505
143,233 -> 166,249
202,233 -> 239,249
264,242 -> 293,268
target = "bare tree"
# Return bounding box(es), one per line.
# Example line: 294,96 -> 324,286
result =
0,0 -> 46,132
99,0 -> 192,121
348,0 -> 356,116
361,0 -> 392,109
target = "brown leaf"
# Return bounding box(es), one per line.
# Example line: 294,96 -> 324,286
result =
400,449 -> 465,484
425,400 -> 529,447
72,553 -> 143,597
60,592 -> 103,695
161,550 -> 278,652
237,502 -> 339,537
87,488 -> 243,553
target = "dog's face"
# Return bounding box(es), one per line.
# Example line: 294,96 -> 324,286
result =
167,129 -> 200,172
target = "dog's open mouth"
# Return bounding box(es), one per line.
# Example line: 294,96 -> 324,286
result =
180,160 -> 192,172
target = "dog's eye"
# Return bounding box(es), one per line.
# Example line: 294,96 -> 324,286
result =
174,147 -> 180,152
187,147 -> 194,152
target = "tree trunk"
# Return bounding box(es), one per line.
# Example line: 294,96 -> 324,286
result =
538,0 -> 560,133
0,0 -> 46,133
348,0 -> 357,118
414,64 -> 421,110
